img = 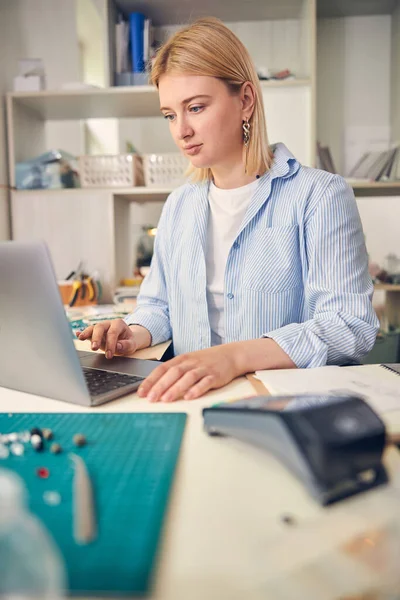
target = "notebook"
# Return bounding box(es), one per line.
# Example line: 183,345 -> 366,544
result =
254,364 -> 400,415
381,364 -> 400,376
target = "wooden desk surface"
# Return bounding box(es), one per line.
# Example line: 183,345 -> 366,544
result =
2,347 -> 400,599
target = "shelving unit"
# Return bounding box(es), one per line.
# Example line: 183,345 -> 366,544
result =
348,180 -> 400,197
375,284 -> 400,292
317,1 -> 400,193
374,283 -> 400,328
11,186 -> 174,203
5,0 -> 400,299
6,0 -> 316,296
8,78 -> 311,111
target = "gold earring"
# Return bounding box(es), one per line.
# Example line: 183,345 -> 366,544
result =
243,118 -> 251,173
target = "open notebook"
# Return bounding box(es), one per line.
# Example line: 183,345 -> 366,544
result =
381,364 -> 400,376
254,364 -> 400,415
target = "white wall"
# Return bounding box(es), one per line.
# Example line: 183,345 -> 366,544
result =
263,86 -> 312,166
356,196 -> 400,267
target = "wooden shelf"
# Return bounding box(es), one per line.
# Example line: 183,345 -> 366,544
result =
12,187 -> 173,203
9,86 -> 160,120
116,0 -> 397,25
112,187 -> 173,202
318,0 -> 398,18
115,0 -> 305,25
8,79 -> 312,121
347,180 -> 400,197
260,78 -> 311,88
348,180 -> 400,189
374,284 -> 400,292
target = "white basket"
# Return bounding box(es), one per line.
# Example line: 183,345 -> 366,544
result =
79,154 -> 144,188
143,153 -> 189,188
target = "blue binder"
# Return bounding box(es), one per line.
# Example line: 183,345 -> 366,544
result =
129,12 -> 145,72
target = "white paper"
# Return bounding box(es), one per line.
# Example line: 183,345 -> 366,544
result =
255,365 -> 400,414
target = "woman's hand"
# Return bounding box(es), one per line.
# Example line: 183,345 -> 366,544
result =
138,338 -> 296,402
138,344 -> 242,402
77,320 -> 151,358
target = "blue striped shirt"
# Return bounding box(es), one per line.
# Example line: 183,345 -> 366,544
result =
125,143 -> 379,368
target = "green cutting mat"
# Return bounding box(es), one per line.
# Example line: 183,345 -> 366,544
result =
0,412 -> 186,596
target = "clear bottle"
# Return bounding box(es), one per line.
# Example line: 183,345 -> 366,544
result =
0,468 -> 66,599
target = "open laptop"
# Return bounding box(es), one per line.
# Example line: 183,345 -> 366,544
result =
0,241 -> 160,406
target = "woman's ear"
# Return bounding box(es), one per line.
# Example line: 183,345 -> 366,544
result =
241,81 -> 256,121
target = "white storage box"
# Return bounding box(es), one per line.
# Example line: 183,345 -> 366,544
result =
79,154 -> 144,188
143,153 -> 189,188
14,75 -> 45,92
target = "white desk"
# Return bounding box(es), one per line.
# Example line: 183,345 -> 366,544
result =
2,355 -> 400,599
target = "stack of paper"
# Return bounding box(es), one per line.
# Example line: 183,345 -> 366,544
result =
255,365 -> 400,414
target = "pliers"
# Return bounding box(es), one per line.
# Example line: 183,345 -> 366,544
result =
69,280 -> 83,307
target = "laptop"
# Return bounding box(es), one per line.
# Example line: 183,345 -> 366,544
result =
0,241 -> 160,406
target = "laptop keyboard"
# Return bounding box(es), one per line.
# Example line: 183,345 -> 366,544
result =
82,367 -> 144,398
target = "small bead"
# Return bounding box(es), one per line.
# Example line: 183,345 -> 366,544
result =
42,428 -> 53,441
10,442 -> 24,456
0,444 -> 9,459
18,431 -> 31,443
8,433 -> 18,443
73,434 -> 87,447
43,491 -> 61,506
31,434 -> 43,452
36,467 -> 49,479
50,443 -> 62,454
30,428 -> 43,438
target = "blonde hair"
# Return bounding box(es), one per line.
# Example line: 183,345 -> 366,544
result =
150,17 -> 274,182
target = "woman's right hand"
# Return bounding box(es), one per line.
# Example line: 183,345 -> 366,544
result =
77,319 -> 147,359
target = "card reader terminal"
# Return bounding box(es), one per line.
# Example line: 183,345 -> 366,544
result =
203,395 -> 387,505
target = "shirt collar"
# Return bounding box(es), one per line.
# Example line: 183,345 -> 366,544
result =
189,142 -> 300,194
265,142 -> 300,181
189,143 -> 300,250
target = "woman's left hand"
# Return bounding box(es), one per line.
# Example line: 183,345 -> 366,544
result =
137,345 -> 241,402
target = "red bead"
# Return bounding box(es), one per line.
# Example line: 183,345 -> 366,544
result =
36,467 -> 49,479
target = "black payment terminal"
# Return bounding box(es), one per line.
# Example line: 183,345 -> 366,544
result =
203,395 -> 387,505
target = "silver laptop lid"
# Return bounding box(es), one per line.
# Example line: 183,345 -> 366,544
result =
0,241 -> 91,406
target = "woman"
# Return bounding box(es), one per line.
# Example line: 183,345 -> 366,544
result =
78,17 -> 379,402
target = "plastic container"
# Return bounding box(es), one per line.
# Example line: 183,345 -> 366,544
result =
79,153 -> 144,188
143,153 -> 189,188
0,469 -> 66,599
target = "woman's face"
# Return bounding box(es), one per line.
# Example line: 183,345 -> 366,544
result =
158,74 -> 244,170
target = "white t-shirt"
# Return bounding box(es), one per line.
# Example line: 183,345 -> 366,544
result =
206,178 -> 259,345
